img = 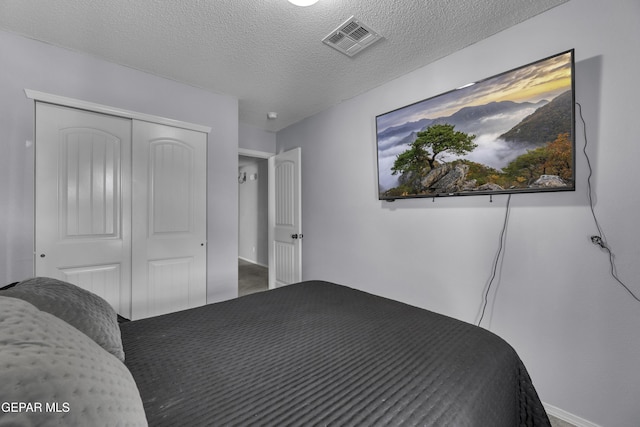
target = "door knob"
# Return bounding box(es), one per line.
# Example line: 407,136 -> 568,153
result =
291,234 -> 304,239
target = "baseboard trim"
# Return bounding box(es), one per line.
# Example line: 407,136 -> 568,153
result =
238,256 -> 268,268
544,403 -> 601,427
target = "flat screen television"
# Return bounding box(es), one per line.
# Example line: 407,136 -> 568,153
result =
376,49 -> 575,200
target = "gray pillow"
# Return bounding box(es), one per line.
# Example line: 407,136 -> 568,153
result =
0,296 -> 147,426
1,277 -> 125,361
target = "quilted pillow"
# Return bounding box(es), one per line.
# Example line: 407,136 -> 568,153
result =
0,296 -> 147,426
0,277 -> 125,361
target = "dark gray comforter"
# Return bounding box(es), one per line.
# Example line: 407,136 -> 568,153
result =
121,280 -> 550,426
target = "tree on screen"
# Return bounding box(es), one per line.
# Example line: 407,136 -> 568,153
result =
391,124 -> 477,177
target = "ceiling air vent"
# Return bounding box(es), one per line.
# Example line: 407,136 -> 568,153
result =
322,16 -> 383,57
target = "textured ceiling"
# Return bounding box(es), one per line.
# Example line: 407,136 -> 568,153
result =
0,0 -> 567,132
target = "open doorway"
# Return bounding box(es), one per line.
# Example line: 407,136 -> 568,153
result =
238,154 -> 269,296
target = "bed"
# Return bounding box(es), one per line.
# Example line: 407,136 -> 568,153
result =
1,277 -> 551,426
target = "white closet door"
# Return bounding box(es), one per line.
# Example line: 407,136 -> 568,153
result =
35,103 -> 132,317
131,121 -> 207,319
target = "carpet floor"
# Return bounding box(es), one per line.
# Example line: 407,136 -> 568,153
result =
238,259 -> 268,297
549,415 -> 576,427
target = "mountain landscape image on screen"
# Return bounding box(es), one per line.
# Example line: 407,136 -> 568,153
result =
376,50 -> 574,199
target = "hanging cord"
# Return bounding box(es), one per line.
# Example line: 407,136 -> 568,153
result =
478,194 -> 512,326
576,102 -> 640,303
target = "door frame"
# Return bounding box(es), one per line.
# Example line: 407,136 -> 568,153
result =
25,89 -> 211,133
238,148 -> 303,289
238,148 -> 274,291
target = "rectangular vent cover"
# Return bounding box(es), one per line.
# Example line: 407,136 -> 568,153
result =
322,16 -> 383,57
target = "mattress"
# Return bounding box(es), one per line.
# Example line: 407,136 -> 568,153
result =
120,280 -> 550,426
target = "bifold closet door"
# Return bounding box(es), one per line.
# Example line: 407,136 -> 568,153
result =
35,103 -> 133,318
131,121 -> 207,320
35,103 -> 207,320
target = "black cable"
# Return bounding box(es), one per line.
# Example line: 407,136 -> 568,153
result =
577,102 -> 606,243
576,102 -> 640,303
478,193 -> 512,327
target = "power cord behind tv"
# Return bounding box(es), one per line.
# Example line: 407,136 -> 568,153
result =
577,101 -> 639,303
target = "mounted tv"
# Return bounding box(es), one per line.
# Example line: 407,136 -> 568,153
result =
376,49 -> 575,200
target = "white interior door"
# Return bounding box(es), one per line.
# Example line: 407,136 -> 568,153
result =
131,121 -> 207,319
268,148 -> 302,288
35,103 -> 132,317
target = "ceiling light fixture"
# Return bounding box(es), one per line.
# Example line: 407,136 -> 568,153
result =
288,0 -> 319,6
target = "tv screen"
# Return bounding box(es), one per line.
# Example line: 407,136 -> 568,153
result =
376,49 -> 575,200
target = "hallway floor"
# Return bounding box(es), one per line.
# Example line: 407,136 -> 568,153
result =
238,259 -> 268,297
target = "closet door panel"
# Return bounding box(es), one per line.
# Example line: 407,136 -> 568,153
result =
35,103 -> 132,317
60,264 -> 122,309
131,121 -> 207,319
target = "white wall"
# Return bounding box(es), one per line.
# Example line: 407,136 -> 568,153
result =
276,1 -> 640,426
238,158 -> 269,266
239,122 -> 276,153
0,30 -> 239,302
